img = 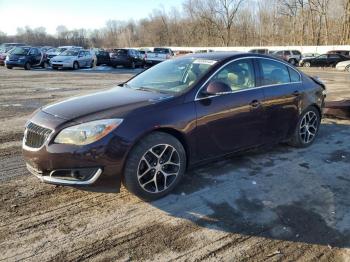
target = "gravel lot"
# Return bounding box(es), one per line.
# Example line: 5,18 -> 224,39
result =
0,66 -> 350,261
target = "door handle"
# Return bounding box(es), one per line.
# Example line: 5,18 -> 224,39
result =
293,90 -> 300,96
250,100 -> 261,108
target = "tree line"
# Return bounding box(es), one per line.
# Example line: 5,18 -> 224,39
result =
0,0 -> 349,48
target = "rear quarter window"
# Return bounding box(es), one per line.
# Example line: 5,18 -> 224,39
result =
288,68 -> 301,82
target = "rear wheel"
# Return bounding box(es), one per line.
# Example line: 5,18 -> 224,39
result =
6,66 -> 12,69
303,62 -> 311,67
289,59 -> 297,66
42,61 -> 49,69
24,62 -> 31,70
123,132 -> 186,201
288,106 -> 320,148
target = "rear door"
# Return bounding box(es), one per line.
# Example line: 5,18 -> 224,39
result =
195,58 -> 265,160
256,58 -> 302,143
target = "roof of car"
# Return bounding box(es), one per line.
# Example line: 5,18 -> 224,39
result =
182,51 -> 245,61
182,51 -> 281,62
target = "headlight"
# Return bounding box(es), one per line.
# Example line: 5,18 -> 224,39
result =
54,119 -> 123,145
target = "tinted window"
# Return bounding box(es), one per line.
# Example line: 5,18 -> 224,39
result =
317,55 -> 327,59
259,59 -> 290,85
328,54 -> 340,59
284,51 -> 291,55
288,68 -> 300,82
212,59 -> 255,91
292,50 -> 301,55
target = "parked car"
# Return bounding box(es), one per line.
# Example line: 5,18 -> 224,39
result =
327,50 -> 350,57
110,48 -> 143,68
50,49 -> 95,70
145,47 -> 174,65
336,60 -> 350,72
0,43 -> 26,65
93,49 -> 111,66
299,54 -> 350,67
46,46 -> 83,61
22,52 -> 326,200
272,50 -> 302,65
5,46 -> 48,70
249,49 -> 269,54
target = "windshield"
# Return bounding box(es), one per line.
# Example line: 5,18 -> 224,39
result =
11,47 -> 30,55
126,57 -> 217,94
60,50 -> 78,56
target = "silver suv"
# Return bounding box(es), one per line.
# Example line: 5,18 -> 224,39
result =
272,50 -> 302,66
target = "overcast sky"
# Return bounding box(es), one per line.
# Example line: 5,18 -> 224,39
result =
0,0 -> 185,35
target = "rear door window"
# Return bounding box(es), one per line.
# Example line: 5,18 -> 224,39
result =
259,59 -> 291,85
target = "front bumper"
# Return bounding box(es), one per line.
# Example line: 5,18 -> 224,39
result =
26,164 -> 102,185
5,60 -> 25,67
51,61 -> 74,68
22,111 -> 128,188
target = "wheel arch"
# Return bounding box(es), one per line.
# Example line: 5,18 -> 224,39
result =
121,127 -> 190,179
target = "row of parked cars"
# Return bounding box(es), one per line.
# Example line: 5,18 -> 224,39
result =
0,43 -> 175,70
1,42 -> 349,72
249,48 -> 350,71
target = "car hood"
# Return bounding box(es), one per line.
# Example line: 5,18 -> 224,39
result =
8,54 -> 26,59
42,86 -> 173,122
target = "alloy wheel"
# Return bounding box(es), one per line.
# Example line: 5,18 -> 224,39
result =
299,111 -> 318,144
137,144 -> 180,194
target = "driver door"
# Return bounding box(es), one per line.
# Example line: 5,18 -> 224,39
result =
194,58 -> 265,160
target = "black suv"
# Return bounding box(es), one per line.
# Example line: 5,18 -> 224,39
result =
5,46 -> 49,70
110,49 -> 143,68
94,49 -> 111,66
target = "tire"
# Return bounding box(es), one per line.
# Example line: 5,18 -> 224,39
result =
24,62 -> 31,70
73,61 -> 79,70
289,59 -> 297,66
123,132 -> 186,201
42,61 -> 49,69
303,62 -> 311,67
288,106 -> 321,148
6,66 -> 12,69
346,65 -> 350,72
90,60 -> 95,68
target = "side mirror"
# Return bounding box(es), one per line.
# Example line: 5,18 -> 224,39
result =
203,81 -> 231,96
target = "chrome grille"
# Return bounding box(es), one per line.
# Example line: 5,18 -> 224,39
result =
24,122 -> 52,148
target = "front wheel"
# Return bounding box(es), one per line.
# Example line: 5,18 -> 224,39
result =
73,61 -> 79,70
24,62 -> 31,70
288,106 -> 320,148
303,62 -> 311,67
123,132 -> 186,201
6,65 -> 13,69
346,65 -> 350,72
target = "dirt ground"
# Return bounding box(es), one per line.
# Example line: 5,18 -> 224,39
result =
0,66 -> 350,261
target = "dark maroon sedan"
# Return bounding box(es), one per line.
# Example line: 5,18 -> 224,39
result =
23,52 -> 326,200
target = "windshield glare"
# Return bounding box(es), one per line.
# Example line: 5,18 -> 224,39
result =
12,47 -> 30,55
60,50 -> 78,56
126,58 -> 217,93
